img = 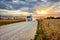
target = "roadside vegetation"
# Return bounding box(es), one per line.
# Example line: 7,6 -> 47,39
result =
34,18 -> 60,40
34,19 -> 46,40
0,18 -> 26,26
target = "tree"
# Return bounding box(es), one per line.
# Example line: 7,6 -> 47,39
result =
56,17 -> 60,19
46,16 -> 55,19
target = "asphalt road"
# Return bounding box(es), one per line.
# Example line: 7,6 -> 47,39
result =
0,21 -> 37,40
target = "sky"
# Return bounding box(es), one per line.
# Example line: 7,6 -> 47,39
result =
0,0 -> 60,17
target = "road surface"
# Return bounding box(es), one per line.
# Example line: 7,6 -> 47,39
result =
0,21 -> 37,40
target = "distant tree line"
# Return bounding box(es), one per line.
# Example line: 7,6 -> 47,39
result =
46,16 -> 60,19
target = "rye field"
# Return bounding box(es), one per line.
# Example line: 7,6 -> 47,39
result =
0,19 -> 26,26
34,19 -> 60,40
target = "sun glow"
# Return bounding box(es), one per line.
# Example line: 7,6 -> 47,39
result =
36,10 -> 48,14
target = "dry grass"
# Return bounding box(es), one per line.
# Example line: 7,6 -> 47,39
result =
0,19 -> 26,26
34,19 -> 60,40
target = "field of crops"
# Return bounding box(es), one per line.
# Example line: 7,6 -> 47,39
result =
0,19 -> 26,26
35,19 -> 60,40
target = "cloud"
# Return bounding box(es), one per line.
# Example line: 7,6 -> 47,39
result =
12,0 -> 19,3
41,0 -> 48,2
48,0 -> 60,2
26,0 -> 37,2
20,7 -> 29,11
5,0 -> 12,1
0,0 -> 60,13
19,1 -> 26,4
20,6 -> 34,13
51,2 -> 60,12
0,9 -> 31,16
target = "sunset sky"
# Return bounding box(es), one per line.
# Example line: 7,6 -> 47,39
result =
0,0 -> 60,17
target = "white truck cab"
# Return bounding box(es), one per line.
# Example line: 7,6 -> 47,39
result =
26,15 -> 32,21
